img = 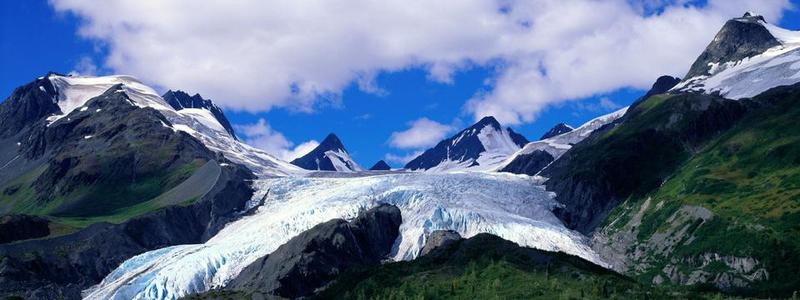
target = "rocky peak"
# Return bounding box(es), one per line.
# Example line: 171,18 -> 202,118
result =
540,123 -> 574,140
162,90 -> 238,140
369,160 -> 391,171
684,13 -> 780,79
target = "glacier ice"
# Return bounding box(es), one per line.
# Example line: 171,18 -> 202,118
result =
84,171 -> 605,300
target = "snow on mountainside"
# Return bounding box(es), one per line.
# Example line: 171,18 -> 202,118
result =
498,107 -> 628,172
84,172 -> 603,299
673,13 -> 800,99
45,74 -> 301,176
405,116 -> 529,172
291,133 -> 363,172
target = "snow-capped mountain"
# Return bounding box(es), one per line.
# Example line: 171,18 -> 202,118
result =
43,74 -> 300,176
84,172 -> 603,299
539,123 -> 574,140
162,90 -> 238,140
498,107 -> 628,175
291,133 -> 363,172
672,12 -> 800,99
405,116 -> 529,172
369,160 -> 391,171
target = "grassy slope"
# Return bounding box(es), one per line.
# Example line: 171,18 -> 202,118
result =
601,87 -> 800,296
314,234 -> 679,300
0,158 -> 214,235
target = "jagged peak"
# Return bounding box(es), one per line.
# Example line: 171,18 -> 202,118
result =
319,133 -> 347,152
369,160 -> 391,171
473,115 -> 502,130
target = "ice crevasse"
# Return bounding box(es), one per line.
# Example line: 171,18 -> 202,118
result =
84,171 -> 605,299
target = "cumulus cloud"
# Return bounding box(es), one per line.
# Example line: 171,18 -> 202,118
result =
51,0 -> 792,123
389,118 -> 452,149
235,118 -> 318,161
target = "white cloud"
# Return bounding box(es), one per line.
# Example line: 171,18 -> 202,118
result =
389,118 -> 452,149
51,0 -> 792,123
234,118 -> 317,161
385,151 -> 424,165
68,56 -> 98,76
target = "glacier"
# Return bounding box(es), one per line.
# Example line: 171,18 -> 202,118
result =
83,171 -> 604,299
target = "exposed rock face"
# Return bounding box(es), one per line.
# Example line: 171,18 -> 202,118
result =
0,75 -> 60,139
627,75 -> 681,114
418,230 -> 461,256
684,13 -> 780,79
499,150 -> 554,176
539,123 -> 573,140
227,204 -> 402,298
162,90 -> 238,140
0,215 -> 49,244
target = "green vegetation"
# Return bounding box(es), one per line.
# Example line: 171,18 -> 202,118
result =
0,159 -> 218,236
316,234 -> 674,300
599,87 -> 800,297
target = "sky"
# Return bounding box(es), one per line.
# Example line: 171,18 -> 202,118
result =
2,0 -> 800,168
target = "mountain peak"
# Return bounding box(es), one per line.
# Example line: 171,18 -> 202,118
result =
540,123 -> 573,140
161,90 -> 237,140
319,133 -> 346,151
474,116 -> 501,130
291,133 -> 362,171
684,12 -> 780,79
369,160 -> 391,171
405,116 -> 528,171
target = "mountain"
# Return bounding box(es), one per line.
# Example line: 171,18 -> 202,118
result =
673,12 -> 800,99
162,90 -> 238,140
498,107 -> 627,175
0,74 -> 259,299
404,116 -> 528,172
368,160 -> 391,171
540,14 -> 800,296
290,133 -> 362,172
539,123 -> 573,140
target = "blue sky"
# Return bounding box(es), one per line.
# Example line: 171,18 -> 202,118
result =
2,1 -> 800,168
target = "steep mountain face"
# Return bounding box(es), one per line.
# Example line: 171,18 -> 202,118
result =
591,84 -> 800,296
316,233 -> 665,299
216,204 -> 401,299
673,13 -> 800,99
540,123 -> 573,140
405,116 -> 528,172
684,13 -> 780,79
162,90 -> 238,140
499,107 -> 627,175
291,133 -> 362,171
368,160 -> 391,171
0,75 -> 258,299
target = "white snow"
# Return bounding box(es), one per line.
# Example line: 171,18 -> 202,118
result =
422,125 -> 526,173
80,106 -> 88,112
672,21 -> 800,99
498,107 -> 628,172
38,86 -> 45,92
84,135 -> 93,139
323,149 -> 363,172
84,172 -> 603,300
45,74 -> 302,177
